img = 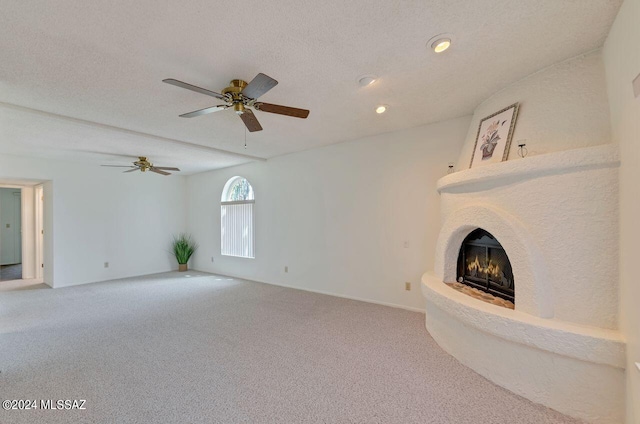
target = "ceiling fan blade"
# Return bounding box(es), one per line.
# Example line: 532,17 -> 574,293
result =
254,102 -> 310,119
150,168 -> 171,176
101,165 -> 136,168
163,79 -> 227,101
239,109 -> 263,132
179,105 -> 228,118
123,168 -> 139,173
241,73 -> 278,99
153,167 -> 180,171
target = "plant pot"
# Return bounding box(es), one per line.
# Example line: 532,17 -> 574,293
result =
178,263 -> 188,272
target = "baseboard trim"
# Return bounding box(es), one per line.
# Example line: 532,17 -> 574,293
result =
193,269 -> 426,314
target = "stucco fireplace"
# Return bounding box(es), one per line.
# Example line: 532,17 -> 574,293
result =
421,144 -> 625,424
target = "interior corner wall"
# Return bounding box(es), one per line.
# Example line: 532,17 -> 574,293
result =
187,115 -> 470,311
0,155 -> 187,288
603,0 -> 640,421
456,49 -> 612,169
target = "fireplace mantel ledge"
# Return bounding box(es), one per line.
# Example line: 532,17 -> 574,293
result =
438,144 -> 619,194
421,271 -> 625,369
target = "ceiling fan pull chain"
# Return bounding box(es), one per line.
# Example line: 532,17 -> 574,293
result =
244,127 -> 247,149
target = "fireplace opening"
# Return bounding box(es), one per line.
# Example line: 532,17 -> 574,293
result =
457,229 -> 514,303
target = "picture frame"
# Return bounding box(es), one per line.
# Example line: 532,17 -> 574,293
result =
469,103 -> 519,168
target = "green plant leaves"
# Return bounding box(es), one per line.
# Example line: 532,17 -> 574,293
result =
172,233 -> 198,264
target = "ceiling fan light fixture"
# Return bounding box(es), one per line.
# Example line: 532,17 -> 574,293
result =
375,105 -> 388,114
234,103 -> 246,114
358,75 -> 378,87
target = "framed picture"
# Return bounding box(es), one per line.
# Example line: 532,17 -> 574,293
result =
469,103 -> 519,168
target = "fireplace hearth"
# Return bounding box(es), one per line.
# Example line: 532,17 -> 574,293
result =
457,228 -> 514,303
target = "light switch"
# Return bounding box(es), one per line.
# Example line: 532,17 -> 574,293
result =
634,72 -> 640,98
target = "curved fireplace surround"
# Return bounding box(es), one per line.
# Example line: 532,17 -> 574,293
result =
421,145 -> 625,424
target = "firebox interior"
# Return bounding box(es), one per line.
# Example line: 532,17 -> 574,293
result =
456,228 -> 514,303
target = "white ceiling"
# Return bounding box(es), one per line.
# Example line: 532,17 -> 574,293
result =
0,0 -> 622,174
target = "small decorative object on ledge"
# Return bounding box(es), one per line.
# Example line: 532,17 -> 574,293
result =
469,103 -> 519,168
172,233 -> 198,272
517,140 -> 528,158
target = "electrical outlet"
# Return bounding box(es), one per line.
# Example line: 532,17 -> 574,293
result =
284,266 -> 288,273
405,282 -> 411,291
104,262 -> 109,268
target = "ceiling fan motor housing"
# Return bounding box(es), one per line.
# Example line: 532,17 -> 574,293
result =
222,80 -> 249,114
134,156 -> 152,171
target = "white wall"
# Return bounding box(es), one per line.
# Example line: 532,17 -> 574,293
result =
456,50 -> 611,169
603,0 -> 640,421
0,154 -> 187,287
187,116 -> 470,311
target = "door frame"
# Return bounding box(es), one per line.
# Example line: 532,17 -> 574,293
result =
34,184 -> 44,280
0,183 -> 45,282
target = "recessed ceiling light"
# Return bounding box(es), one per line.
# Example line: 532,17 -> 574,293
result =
358,75 -> 378,87
376,105 -> 388,114
432,38 -> 451,53
427,34 -> 454,54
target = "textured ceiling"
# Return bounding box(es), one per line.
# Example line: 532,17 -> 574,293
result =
0,0 -> 622,173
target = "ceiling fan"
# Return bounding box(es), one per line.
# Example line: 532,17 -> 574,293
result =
101,157 -> 180,176
162,73 -> 309,132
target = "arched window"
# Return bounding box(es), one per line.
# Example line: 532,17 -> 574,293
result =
221,176 -> 255,258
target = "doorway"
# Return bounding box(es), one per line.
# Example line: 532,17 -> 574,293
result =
0,188 -> 22,281
0,183 -> 45,285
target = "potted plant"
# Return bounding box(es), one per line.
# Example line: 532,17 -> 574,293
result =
172,233 -> 198,272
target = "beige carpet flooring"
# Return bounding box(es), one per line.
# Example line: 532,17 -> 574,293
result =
0,272 -> 583,423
